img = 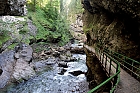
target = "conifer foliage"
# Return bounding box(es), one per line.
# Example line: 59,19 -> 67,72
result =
27,0 -> 71,46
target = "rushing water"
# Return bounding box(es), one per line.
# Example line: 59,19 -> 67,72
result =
5,43 -> 89,93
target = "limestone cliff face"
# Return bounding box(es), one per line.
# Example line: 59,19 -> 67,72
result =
82,0 -> 140,92
0,0 -> 27,16
83,0 -> 140,61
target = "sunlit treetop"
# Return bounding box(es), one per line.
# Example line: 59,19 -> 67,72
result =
27,0 -> 51,7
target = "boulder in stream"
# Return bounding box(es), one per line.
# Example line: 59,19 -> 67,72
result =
0,43 -> 35,88
0,50 -> 15,88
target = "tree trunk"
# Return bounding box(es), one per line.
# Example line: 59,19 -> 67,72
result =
60,0 -> 63,12
33,0 -> 36,12
50,0 -> 53,6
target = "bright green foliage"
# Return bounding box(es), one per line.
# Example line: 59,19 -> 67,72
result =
0,21 -> 11,48
0,29 -> 11,48
0,0 -> 81,50
27,0 -> 71,46
19,26 -> 29,35
7,43 -> 18,50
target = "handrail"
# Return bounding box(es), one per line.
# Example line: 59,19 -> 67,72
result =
84,45 -> 120,93
88,71 -> 120,93
85,34 -> 140,92
104,49 -> 140,80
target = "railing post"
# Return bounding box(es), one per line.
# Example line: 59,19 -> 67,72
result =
123,56 -> 126,69
113,65 -> 118,86
105,55 -> 107,69
109,59 -> 112,77
131,61 -> 134,76
84,44 -> 121,93
102,53 -> 104,64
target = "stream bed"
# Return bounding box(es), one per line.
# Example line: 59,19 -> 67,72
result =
4,42 -> 89,93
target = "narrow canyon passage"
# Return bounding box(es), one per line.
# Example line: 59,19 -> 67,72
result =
0,13 -> 90,93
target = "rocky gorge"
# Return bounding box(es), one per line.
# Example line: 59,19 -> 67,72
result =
82,0 -> 140,92
0,0 -> 140,92
0,2 -> 90,92
0,40 -> 89,93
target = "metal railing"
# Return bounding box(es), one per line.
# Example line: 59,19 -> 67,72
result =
104,49 -> 140,80
84,45 -> 120,93
96,37 -> 140,80
85,44 -> 140,92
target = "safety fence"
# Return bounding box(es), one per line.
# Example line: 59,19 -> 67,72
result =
84,45 -> 120,93
104,49 -> 140,81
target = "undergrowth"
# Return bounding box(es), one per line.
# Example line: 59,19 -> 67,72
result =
27,2 -> 72,46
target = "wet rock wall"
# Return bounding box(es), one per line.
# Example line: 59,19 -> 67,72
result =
82,0 -> 140,60
84,48 -> 111,92
82,0 -> 140,92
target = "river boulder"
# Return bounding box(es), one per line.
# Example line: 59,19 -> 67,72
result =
0,44 -> 35,88
0,50 -> 15,88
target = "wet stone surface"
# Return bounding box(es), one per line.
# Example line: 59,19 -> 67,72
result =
0,50 -> 15,88
8,54 -> 89,93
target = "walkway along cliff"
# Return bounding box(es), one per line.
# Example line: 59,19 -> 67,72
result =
82,0 -> 140,92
